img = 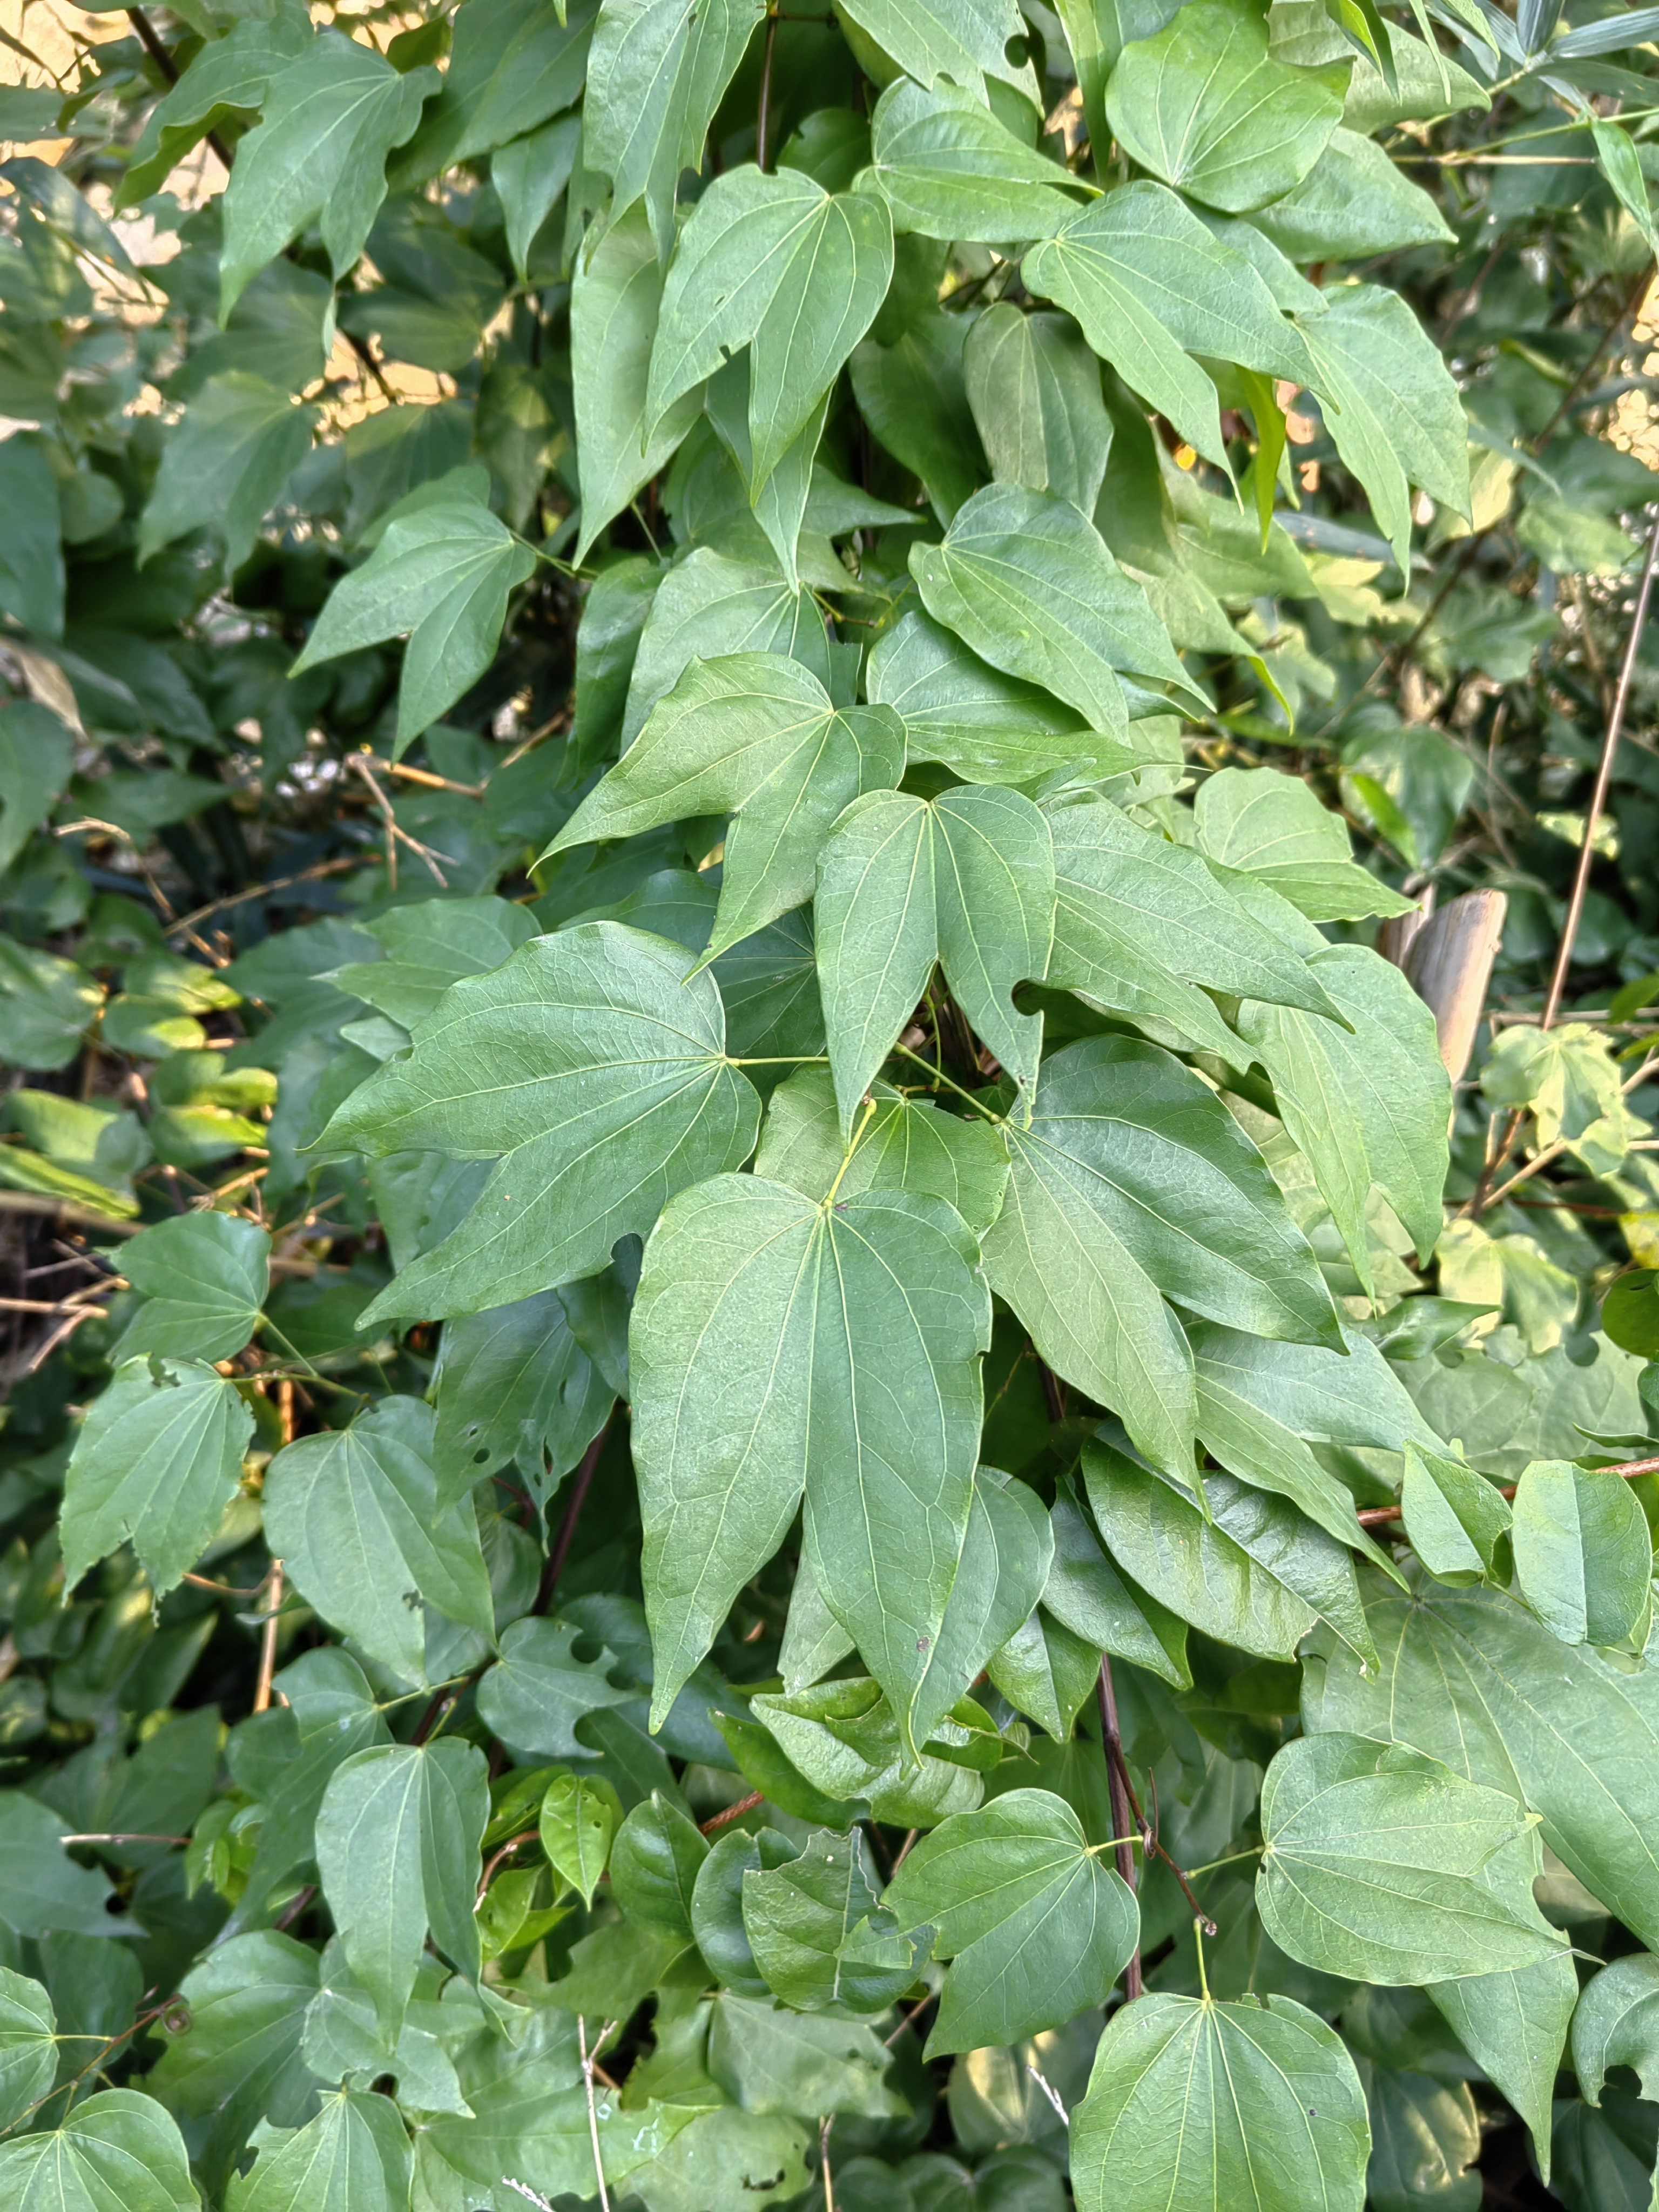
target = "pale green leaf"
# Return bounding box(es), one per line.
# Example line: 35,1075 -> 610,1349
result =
1400,1441 -> 1514,1583
865,79 -> 1087,244
964,304 -> 1113,516
692,1828 -> 801,1996
911,482 -> 1202,732
885,1788 -> 1138,2054
291,498 -> 537,752
1429,1953 -> 1577,2181
1255,129 -> 1455,260
851,309 -> 987,522
749,1677 -> 992,1826
0,2090 -> 199,2212
622,547 -> 831,743
433,1291 -> 612,1489
495,113 -> 582,282
648,167 -> 894,493
116,2 -> 313,209
1023,184 -> 1316,471
262,1398 -> 496,1687
0,699 -> 73,876
631,1176 -> 989,1753
834,0 -> 1040,102
62,1356 -> 254,1598
538,1772 -> 624,1907
814,784 -> 1055,1131
475,1618 -> 633,1757
743,1829 -> 915,2012
548,652 -> 903,961
325,922 -> 761,1324
110,1211 -> 269,1365
1040,1472 -> 1192,1689
1510,1458 -> 1653,1648
1193,764 -> 1417,922
1071,1991 -> 1370,2212
332,894 -> 539,1029
218,33 -> 436,317
0,1967 -> 55,2131
1107,0 -> 1346,213
225,2089 -> 413,2212
986,1603 -> 1104,1739
754,1069 -> 1010,1233
1574,1952 -> 1659,2106
707,1991 -> 903,2116
314,1738 -> 488,2038
1258,1730 -> 1568,1984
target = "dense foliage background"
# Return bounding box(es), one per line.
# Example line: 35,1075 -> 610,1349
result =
3,0 -> 1659,2204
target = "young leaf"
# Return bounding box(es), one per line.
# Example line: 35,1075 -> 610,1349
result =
0,2090 -> 200,2212
225,2088 -> 413,2212
754,1070 -> 1010,1233
291,498 -> 537,752
1106,1 -> 1347,213
814,783 -> 1055,1131
743,1829 -> 914,2012
1071,1992 -> 1371,2212
585,0 -> 766,257
1400,1441 -> 1514,1582
314,1737 -> 488,2038
885,1788 -> 1139,2054
911,483 -> 1203,734
1510,1458 -> 1653,1648
110,1211 -> 269,1364
325,923 -> 761,1323
62,1357 -> 254,1599
648,167 -> 894,495
546,652 -> 904,961
218,33 -> 437,316
1023,184 -> 1316,471
611,1790 -> 708,1942
865,79 -> 1088,244
630,1176 -> 990,1753
749,1678 -> 989,1826
262,1398 -> 495,1688
138,374 -> 317,578
571,203 -> 706,562
475,1618 -> 635,1757
1258,1731 -> 1569,1984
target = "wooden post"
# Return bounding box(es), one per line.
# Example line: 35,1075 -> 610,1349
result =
1384,888 -> 1507,1083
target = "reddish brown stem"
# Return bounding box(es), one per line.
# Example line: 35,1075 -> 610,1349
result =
700,1790 -> 764,1836
536,1405 -> 617,1613
1096,1656 -> 1143,2000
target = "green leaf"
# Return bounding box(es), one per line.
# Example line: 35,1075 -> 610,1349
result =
0,941 -> 102,1072
865,79 -> 1087,244
611,1789 -> 708,1941
1082,1439 -> 1367,1661
226,2088 -> 413,2212
1604,1272 -> 1659,1358
333,894 -> 540,1028
886,1788 -> 1138,2054
1305,1581 -> 1659,1956
326,923 -> 761,1324
110,1211 -> 269,1365
534,1772 -> 622,1909
0,699 -> 72,877
395,0 -> 592,181
986,1603 -> 1104,1738
475,1617 -> 633,1757
851,308 -> 988,522
707,1991 -> 903,2116
548,652 -> 904,962
632,1176 -> 990,1751
116,3 -> 313,207
138,374 -> 316,578
1591,116 -> 1657,254
1483,1022 -> 1644,1179
1238,943 -> 1450,1287
0,1966 -> 55,2130
1040,1472 -> 1192,1689
1023,185 -> 1316,472
572,204 -> 707,563
218,32 -> 437,317
1428,1953 -> 1577,2180
1071,1991 -> 1371,2212
262,1398 -> 496,1687
1510,1458 -> 1653,1649
62,1356 -> 253,1599
586,0 -> 765,256
1363,2068 -> 1481,2212
908,1466 -> 1054,1752
622,547 -> 831,743
911,483 -> 1202,734
1107,0 -> 1346,213
648,167 -> 894,495
314,1738 -> 487,2038
814,783 -> 1055,1131
1258,1731 -> 1568,1984
754,1069 -> 1010,1233
236,1653 -> 393,1919
0,435 -> 65,641
1193,764 -> 1416,922
1255,129 -> 1455,260
0,2090 -> 199,2212
496,112 -> 582,281
690,1827 -> 801,1995
291,498 -> 537,752
1044,797 -> 1343,1051
963,304 -> 1114,517
743,1828 -> 914,2011
835,0 -> 1040,101
1401,1442 -> 1514,1583
433,1290 -> 612,1490
1297,286 -> 1469,572
750,1677 -> 991,1825
1575,1952 -> 1659,2106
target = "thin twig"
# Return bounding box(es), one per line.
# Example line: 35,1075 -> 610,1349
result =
59,1832 -> 188,1846
165,857 -> 359,940
1026,2063 -> 1070,2126
757,6 -> 779,171
477,1830 -> 535,1903
253,1559 -> 284,1713
819,2114 -> 835,2212
1541,507 -> 1659,1029
0,1193 -> 140,1236
348,753 -> 451,887
884,1991 -> 935,2047
1096,1657 -> 1143,2000
699,1791 -> 763,1836
578,2016 -> 615,2212
537,1407 -> 616,1611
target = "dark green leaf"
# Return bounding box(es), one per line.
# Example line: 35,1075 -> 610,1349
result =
611,1790 -> 708,1941
475,1618 -> 634,1757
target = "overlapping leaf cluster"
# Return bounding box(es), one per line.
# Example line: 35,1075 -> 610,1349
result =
2,0 -> 1659,2204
